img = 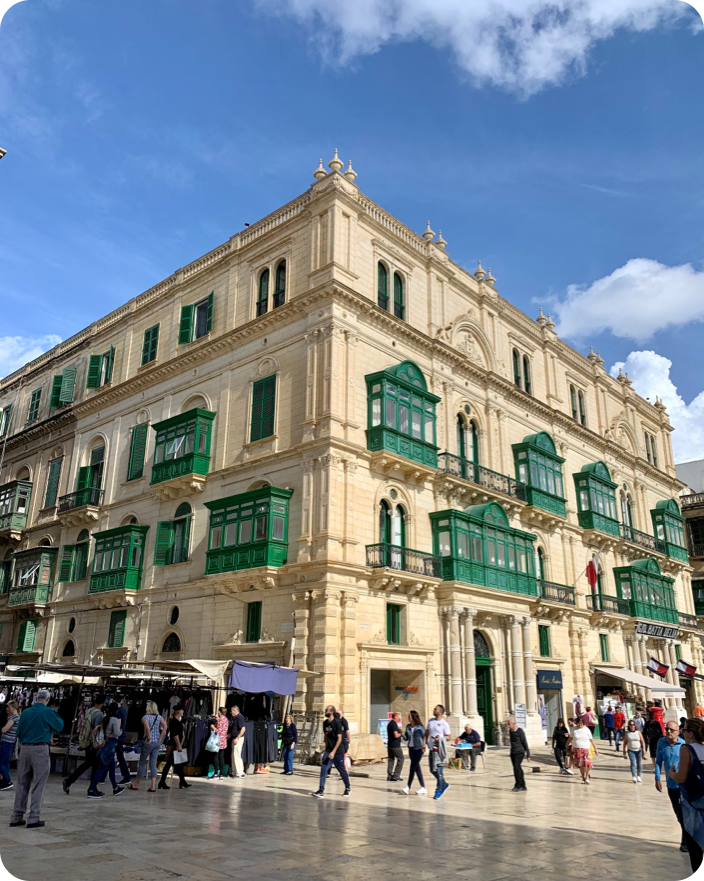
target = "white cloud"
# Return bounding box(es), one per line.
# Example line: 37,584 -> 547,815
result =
256,0 -> 697,95
551,258 -> 704,343
0,335 -> 62,379
610,350 -> 704,462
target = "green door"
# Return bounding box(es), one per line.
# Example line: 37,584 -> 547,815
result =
476,665 -> 493,745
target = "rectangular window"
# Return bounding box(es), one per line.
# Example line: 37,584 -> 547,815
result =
675,644 -> 681,662
250,375 -> 276,442
108,610 -> 127,648
27,388 -> 42,424
44,457 -> 63,508
387,603 -> 402,645
154,517 -> 190,565
16,620 -> 36,653
86,347 -> 114,389
49,368 -> 77,407
0,404 -> 13,437
127,423 -> 148,481
246,601 -> 262,643
179,291 -> 213,343
600,633 -> 610,663
141,325 -> 159,366
538,624 -> 550,658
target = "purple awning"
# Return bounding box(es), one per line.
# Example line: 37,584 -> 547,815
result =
229,660 -> 298,695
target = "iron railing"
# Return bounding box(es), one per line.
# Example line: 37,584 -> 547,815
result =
366,543 -> 442,578
678,612 -> 699,629
538,580 -> 576,606
620,524 -> 666,555
689,542 -> 704,559
587,593 -> 630,615
437,453 -> 526,502
57,487 -> 104,513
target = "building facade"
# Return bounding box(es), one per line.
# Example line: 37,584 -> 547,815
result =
0,153 -> 700,743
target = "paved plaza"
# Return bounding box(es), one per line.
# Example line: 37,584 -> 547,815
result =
0,745 -> 694,881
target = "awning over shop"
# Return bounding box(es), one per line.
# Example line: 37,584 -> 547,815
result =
593,665 -> 686,695
229,660 -> 298,695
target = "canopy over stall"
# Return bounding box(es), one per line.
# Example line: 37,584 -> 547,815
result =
229,660 -> 298,695
592,665 -> 686,696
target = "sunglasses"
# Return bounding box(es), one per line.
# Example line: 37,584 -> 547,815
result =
666,727 -> 679,732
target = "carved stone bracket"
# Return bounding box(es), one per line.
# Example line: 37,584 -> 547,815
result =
152,473 -> 207,501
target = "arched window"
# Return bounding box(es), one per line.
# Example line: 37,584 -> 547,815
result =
393,273 -> 404,320
172,503 -> 192,564
536,547 -> 545,581
391,505 -> 406,548
72,529 -> 90,582
273,260 -> 286,309
457,414 -> 479,472
523,356 -> 532,395
175,502 -> 191,518
62,640 -> 75,657
512,349 -> 522,389
257,269 -> 269,317
570,385 -> 578,421
377,263 -> 389,310
162,632 -> 181,654
578,390 -> 586,426
379,500 -> 391,544
620,488 -> 632,528
473,630 -> 491,659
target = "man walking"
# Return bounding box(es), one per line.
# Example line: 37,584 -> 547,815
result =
229,705 -> 246,778
386,713 -> 404,781
114,700 -> 130,784
603,706 -> 615,745
613,705 -> 626,750
655,721 -> 688,852
312,705 -> 350,798
10,689 -> 63,829
63,693 -> 104,795
425,705 -> 451,799
507,716 -> 530,792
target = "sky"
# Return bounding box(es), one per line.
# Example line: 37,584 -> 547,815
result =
1,0 -> 703,460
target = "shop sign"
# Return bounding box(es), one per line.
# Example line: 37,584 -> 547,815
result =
537,670 -> 563,689
636,621 -> 678,639
515,703 -> 527,728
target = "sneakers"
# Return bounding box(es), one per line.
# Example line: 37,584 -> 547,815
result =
680,845 -> 689,853
87,790 -> 104,799
0,782 -> 13,791
637,776 -> 642,783
402,786 -> 410,795
342,788 -> 350,797
9,819 -> 26,827
118,778 -> 131,786
311,790 -> 324,798
442,782 -> 450,795
417,787 -> 427,796
113,786 -> 125,796
62,779 -> 70,795
566,769 -> 575,775
632,777 -> 638,784
26,821 -> 45,829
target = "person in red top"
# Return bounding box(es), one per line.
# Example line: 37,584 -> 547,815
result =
613,707 -> 626,750
694,704 -> 704,719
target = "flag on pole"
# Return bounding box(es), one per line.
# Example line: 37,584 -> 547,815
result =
676,659 -> 696,677
586,552 -> 600,592
647,657 -> 669,678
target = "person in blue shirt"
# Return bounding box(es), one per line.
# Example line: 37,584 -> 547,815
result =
603,706 -> 615,745
655,721 -> 687,853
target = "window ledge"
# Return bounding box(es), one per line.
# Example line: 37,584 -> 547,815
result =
164,560 -> 191,568
181,333 -> 211,347
138,361 -> 158,372
243,434 -> 278,458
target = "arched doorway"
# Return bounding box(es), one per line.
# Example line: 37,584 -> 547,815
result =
474,630 -> 493,744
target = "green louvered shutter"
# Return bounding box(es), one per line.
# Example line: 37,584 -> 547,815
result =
86,355 -> 102,389
246,601 -> 262,643
50,375 -> 63,408
27,389 -> 41,423
127,424 -> 148,480
44,457 -> 63,508
0,404 -> 12,437
76,466 -> 92,492
250,375 -> 276,442
90,447 -> 105,489
60,368 -> 76,402
104,346 -> 115,383
18,620 -> 36,653
59,545 -> 75,582
0,563 -> 8,595
141,325 -> 159,366
153,521 -> 175,566
205,291 -> 214,334
179,304 -> 194,344
108,610 -> 127,648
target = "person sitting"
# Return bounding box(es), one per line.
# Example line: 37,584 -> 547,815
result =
455,724 -> 481,771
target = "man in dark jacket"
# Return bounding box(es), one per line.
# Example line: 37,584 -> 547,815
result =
507,717 -> 530,792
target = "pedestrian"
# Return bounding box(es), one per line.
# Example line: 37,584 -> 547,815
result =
455,723 -> 481,771
280,714 -> 297,775
63,693 -> 105,795
644,711 -> 664,769
622,718 -> 646,783
668,717 -> 704,874
87,702 -> 125,799
387,712 -> 404,781
213,707 -> 229,779
603,706 -> 615,746
694,703 -> 704,719
228,705 -> 246,779
582,706 -> 597,737
680,717 -> 688,739
159,705 -> 191,790
9,689 -> 63,829
311,705 -> 350,798
403,710 -> 427,796
565,718 -> 576,772
0,701 -> 20,791
568,717 -> 598,785
654,720 -> 687,853
613,705 -> 626,750
114,699 -> 131,785
632,711 -> 645,734
507,716 -> 530,792
425,704 -> 451,800
128,700 -> 166,792
552,718 -> 573,775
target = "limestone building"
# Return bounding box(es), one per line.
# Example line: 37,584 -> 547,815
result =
0,152 -> 700,743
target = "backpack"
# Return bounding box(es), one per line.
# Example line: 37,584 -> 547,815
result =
78,708 -> 96,750
684,745 -> 704,803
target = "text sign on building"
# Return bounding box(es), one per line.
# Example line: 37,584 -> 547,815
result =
636,621 -> 679,640
514,703 -> 527,728
537,670 -> 563,689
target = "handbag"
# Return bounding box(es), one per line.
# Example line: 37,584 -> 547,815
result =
92,725 -> 105,750
205,731 -> 220,752
684,745 -> 704,802
173,749 -> 189,765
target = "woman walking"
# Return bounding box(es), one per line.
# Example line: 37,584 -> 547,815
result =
159,705 -> 191,790
280,714 -> 297,775
622,718 -> 646,783
211,707 -> 229,779
402,710 -> 427,796
87,702 -> 125,798
0,701 -> 20,791
582,707 -> 597,737
129,701 -> 166,792
552,719 -> 572,775
644,711 -> 664,769
669,718 -> 704,874
567,717 -> 598,784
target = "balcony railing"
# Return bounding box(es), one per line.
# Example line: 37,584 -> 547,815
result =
587,593 -> 630,615
366,543 -> 442,578
679,612 -> 699,629
620,524 -> 666,555
57,488 -> 104,514
682,493 -> 704,509
8,584 -> 51,607
689,543 -> 704,559
538,580 -> 576,606
437,453 -> 526,502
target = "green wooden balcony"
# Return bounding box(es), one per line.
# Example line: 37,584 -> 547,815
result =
0,480 -> 32,538
578,510 -> 620,537
367,424 -> 438,469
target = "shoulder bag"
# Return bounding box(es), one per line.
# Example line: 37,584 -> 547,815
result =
685,745 -> 704,802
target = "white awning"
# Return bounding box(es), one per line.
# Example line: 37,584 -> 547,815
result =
593,665 -> 685,695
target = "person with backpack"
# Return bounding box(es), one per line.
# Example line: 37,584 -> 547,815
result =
668,717 -> 704,873
63,693 -> 105,796
128,701 -> 166,792
403,710 -> 427,795
87,702 -> 125,799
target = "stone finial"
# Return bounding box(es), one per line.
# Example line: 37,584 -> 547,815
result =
654,397 -> 667,412
343,159 -> 357,183
484,267 -> 496,286
328,149 -> 343,173
545,313 -> 555,330
474,260 -> 486,281
616,368 -> 633,388
313,159 -> 327,181
435,230 -> 447,250
596,351 -> 604,366
422,220 -> 436,242
588,345 -> 599,363
536,307 -> 547,326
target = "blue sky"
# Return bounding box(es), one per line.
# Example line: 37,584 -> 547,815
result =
1,0 -> 703,458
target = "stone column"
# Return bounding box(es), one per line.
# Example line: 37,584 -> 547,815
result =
441,610 -> 452,712
510,616 -> 526,708
522,617 -> 538,714
463,609 -> 478,717
449,608 -> 464,719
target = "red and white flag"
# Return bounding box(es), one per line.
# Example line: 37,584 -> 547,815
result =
647,657 -> 669,678
676,659 -> 697,677
586,552 -> 600,592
